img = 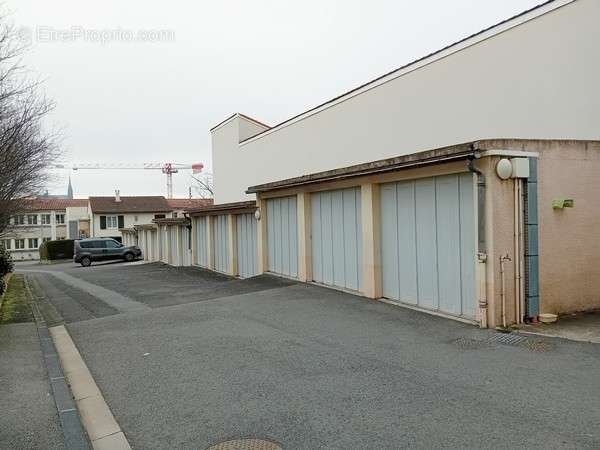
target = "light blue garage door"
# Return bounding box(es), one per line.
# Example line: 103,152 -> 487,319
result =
236,213 -> 258,278
267,196 -> 298,278
380,173 -> 476,318
213,215 -> 229,273
311,187 -> 362,291
195,216 -> 208,267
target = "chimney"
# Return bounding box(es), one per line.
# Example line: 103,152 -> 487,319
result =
115,189 -> 121,202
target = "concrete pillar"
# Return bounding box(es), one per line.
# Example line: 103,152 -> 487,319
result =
257,196 -> 268,274
207,216 -> 215,270
361,183 -> 382,299
228,214 -> 238,276
297,192 -> 312,282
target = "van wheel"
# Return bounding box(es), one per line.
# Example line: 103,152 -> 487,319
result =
80,257 -> 92,267
124,252 -> 135,262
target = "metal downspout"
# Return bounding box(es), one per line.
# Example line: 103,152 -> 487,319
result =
468,154 -> 488,328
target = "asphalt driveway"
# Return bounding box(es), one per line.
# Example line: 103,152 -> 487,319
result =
20,261 -> 600,449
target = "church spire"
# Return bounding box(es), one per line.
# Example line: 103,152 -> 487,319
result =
67,175 -> 73,199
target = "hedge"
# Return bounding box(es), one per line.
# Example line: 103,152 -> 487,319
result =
0,247 -> 14,296
39,239 -> 75,260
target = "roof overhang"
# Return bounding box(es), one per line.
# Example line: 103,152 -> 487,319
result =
118,227 -> 136,233
247,142 -> 478,194
133,223 -> 158,231
152,217 -> 190,226
187,201 -> 257,216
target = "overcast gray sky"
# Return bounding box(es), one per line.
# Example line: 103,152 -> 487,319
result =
10,0 -> 541,199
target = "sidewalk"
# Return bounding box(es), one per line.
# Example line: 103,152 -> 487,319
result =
517,310 -> 600,344
0,321 -> 66,449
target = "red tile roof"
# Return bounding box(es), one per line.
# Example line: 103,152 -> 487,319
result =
166,198 -> 213,210
22,198 -> 88,211
89,196 -> 171,213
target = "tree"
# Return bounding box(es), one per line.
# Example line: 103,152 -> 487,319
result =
191,172 -> 214,199
0,16 -> 60,236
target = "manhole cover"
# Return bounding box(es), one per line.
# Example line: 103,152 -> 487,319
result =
205,438 -> 283,450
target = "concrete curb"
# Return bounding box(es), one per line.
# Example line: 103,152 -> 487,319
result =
50,325 -> 132,450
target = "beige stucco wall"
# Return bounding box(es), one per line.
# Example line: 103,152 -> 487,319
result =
478,156 -> 520,327
212,0 -> 600,204
536,142 -> 600,314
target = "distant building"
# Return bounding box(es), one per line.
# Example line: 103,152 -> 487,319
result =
2,198 -> 90,261
2,185 -> 212,260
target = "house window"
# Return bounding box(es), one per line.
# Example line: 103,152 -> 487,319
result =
27,214 -> 38,225
134,215 -> 138,221
55,214 -> 65,224
100,215 -> 123,230
106,216 -> 118,229
13,215 -> 25,225
28,238 -> 39,249
173,212 -> 178,218
14,239 -> 25,249
1,239 -> 11,249
41,214 -> 51,225
154,214 -> 165,219
42,237 -> 51,243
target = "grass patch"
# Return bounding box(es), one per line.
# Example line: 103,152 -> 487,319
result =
0,274 -> 33,324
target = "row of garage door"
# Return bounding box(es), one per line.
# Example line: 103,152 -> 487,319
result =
265,173 -> 476,319
194,214 -> 259,278
192,173 -> 476,319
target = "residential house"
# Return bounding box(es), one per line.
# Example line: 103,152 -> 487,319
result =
89,194 -> 173,241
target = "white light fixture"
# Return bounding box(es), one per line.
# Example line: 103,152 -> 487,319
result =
254,209 -> 261,220
496,159 -> 513,180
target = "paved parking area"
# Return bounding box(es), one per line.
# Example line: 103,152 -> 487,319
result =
19,261 -> 600,449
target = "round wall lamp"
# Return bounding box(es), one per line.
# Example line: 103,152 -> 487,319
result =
254,208 -> 261,221
496,158 -> 513,180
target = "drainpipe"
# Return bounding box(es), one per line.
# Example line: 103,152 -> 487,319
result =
468,153 -> 488,328
499,254 -> 512,329
513,178 -> 525,325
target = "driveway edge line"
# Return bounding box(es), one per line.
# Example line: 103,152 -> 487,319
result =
49,324 -> 132,450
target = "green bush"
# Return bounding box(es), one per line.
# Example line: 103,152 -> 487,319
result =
0,247 -> 13,277
39,239 -> 74,260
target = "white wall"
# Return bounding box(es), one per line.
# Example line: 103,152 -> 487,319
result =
212,0 -> 600,203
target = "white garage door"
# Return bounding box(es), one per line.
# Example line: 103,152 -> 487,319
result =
311,187 -> 362,291
160,226 -> 169,264
236,213 -> 258,278
267,196 -> 298,278
380,173 -> 476,318
181,226 -> 191,266
169,226 -> 178,265
213,215 -> 229,273
195,216 -> 208,267
150,230 -> 157,261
